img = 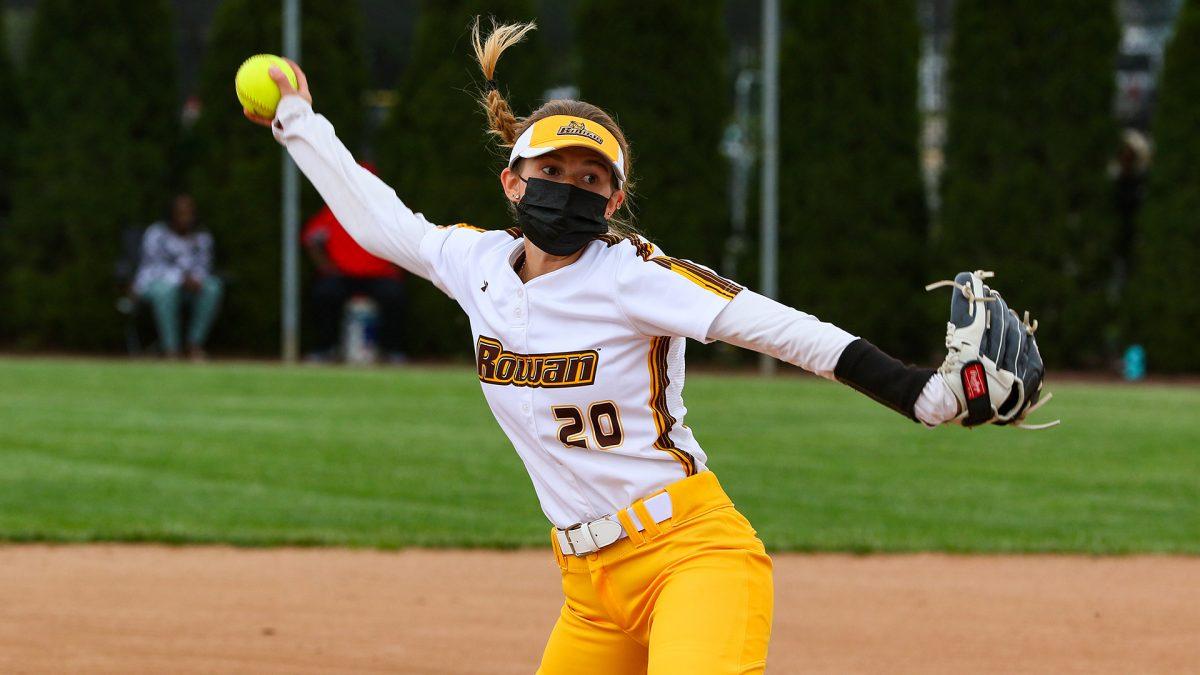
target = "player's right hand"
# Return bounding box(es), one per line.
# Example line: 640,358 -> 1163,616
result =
243,57 -> 312,127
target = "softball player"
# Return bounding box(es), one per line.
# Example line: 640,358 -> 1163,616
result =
245,19 -> 1049,675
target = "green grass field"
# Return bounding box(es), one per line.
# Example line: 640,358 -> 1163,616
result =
0,357 -> 1196,553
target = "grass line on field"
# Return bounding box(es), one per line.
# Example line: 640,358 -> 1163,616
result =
1,357 -> 1197,553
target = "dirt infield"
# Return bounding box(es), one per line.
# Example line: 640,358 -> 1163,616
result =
1,546 -> 1196,674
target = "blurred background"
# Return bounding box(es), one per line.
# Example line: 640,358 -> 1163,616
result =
0,0 -> 1197,584
0,0 -> 1196,373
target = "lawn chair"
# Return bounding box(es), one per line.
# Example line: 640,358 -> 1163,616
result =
114,225 -> 151,355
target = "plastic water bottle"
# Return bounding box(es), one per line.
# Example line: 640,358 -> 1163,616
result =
1123,344 -> 1146,381
343,296 -> 380,365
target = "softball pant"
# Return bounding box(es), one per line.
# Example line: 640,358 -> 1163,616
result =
538,471 -> 773,675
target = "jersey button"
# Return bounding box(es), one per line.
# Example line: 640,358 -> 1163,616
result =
521,402 -> 531,413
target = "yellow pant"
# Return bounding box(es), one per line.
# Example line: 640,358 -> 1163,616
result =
538,471 -> 773,675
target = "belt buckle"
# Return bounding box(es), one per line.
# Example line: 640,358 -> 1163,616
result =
559,516 -> 627,558
563,522 -> 597,557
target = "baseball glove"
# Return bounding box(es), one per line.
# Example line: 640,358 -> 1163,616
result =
925,270 -> 1058,429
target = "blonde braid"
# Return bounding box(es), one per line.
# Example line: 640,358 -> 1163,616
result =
471,17 -> 536,146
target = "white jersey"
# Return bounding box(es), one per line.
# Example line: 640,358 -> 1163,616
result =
271,95 -> 955,529
421,224 -> 739,526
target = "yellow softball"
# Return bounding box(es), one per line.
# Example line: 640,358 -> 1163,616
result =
235,54 -> 298,118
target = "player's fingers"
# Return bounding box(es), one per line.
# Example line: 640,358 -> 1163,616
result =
243,108 -> 274,127
268,66 -> 299,97
281,57 -> 309,95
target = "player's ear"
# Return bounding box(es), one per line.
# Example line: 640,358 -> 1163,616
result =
500,166 -> 524,203
605,189 -> 625,219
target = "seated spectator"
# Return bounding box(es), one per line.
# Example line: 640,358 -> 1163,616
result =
304,163 -> 407,363
133,193 -> 222,360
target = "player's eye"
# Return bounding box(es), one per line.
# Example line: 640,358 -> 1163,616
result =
582,174 -> 597,185
540,165 -> 561,177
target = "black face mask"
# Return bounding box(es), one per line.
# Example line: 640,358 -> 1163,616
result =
515,177 -> 611,256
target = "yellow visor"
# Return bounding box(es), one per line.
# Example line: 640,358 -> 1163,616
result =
508,115 -> 626,185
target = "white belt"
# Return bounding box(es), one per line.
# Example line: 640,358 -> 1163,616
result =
555,491 -> 674,557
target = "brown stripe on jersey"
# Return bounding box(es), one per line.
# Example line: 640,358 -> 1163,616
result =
646,336 -> 696,476
653,259 -> 726,297
505,226 -> 522,238
671,258 -> 742,294
597,233 -> 655,260
651,257 -> 743,300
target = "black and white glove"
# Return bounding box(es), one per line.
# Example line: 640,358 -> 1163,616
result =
925,270 -> 1058,429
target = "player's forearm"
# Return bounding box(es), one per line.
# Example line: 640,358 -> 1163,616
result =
707,290 -> 857,379
272,96 -> 434,280
708,290 -> 957,424
832,338 -> 957,424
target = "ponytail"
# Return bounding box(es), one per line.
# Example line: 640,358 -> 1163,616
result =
470,17 -> 638,236
471,17 -> 536,146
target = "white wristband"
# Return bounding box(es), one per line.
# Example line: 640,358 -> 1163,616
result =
914,373 -> 960,427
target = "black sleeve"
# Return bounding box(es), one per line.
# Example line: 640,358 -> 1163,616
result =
833,338 -> 936,423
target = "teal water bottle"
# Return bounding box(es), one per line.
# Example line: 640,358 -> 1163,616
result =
1123,344 -> 1145,381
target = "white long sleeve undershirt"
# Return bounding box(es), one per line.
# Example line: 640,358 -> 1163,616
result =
707,291 -> 959,426
272,96 -> 436,279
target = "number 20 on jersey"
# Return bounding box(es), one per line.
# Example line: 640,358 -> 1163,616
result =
551,401 -> 624,450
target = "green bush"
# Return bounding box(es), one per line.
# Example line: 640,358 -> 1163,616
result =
0,11 -> 21,221
940,0 -> 1119,367
1127,0 -> 1200,372
3,0 -> 177,350
777,0 -> 929,360
189,0 -> 367,354
575,0 -> 730,266
376,0 -> 545,357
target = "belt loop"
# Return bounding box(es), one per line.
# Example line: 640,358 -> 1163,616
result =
550,527 -> 567,570
632,500 -> 662,540
615,509 -> 646,547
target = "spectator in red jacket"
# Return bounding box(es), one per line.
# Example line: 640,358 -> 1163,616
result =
303,163 -> 407,362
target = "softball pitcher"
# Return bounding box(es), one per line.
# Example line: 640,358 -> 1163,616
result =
244,19 -> 1052,675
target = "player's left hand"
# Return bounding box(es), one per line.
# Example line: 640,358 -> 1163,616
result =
243,57 -> 311,127
926,270 -> 1058,429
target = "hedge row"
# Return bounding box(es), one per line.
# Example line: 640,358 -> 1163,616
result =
375,0 -> 544,356
1127,0 -> 1200,372
188,0 -> 368,354
2,2 -> 1197,371
777,0 -> 929,360
2,0 -> 177,349
941,0 -> 1120,368
0,11 -> 21,220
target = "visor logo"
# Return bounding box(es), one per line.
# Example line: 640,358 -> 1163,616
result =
557,120 -> 603,145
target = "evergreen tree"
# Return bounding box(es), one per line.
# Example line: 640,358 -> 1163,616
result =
1127,0 -> 1200,371
941,0 -> 1119,366
777,0 -> 928,359
0,11 -> 22,221
4,0 -> 177,349
190,0 -> 367,353
376,0 -> 544,356
574,0 -> 730,266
